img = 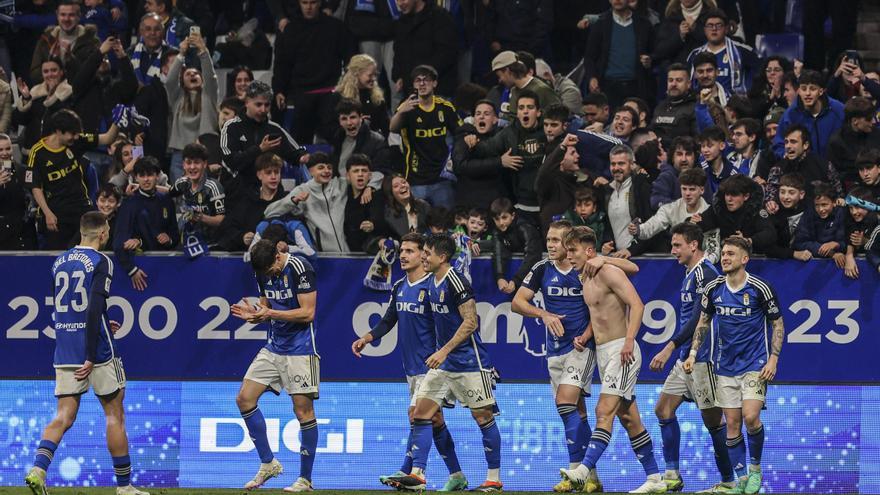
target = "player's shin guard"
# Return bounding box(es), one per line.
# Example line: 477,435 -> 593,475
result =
479,419 -> 502,469
581,428 -> 611,469
241,407 -> 274,463
658,417 -> 681,471
557,404 -> 584,464
726,434 -> 748,479
400,423 -> 415,473
34,439 -> 58,471
630,430 -> 660,476
299,419 -> 318,482
433,423 -> 462,475
747,425 -> 764,467
112,455 -> 131,487
411,419 -> 434,470
708,424 -> 735,482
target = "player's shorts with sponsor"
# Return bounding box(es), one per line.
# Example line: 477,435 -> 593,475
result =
416,368 -> 495,409
244,348 -> 320,398
55,357 -> 126,397
548,347 -> 596,397
715,371 -> 767,408
407,373 -> 456,408
596,337 -> 641,400
661,360 -> 718,410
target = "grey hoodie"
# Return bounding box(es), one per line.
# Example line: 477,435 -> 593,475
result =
264,172 -> 383,252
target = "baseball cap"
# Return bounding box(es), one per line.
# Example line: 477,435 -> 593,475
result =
491,51 -> 517,71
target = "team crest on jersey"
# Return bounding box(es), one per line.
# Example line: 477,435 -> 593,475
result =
163,208 -> 168,219
438,111 -> 444,123
66,149 -> 74,159
284,275 -> 289,287
439,290 -> 445,302
418,289 -> 425,302
743,293 -> 749,306
723,54 -> 729,64
523,139 -> 540,154
197,193 -> 203,203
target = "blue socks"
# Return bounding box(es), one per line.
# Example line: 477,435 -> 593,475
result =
727,434 -> 748,479
479,419 -> 502,469
112,455 -> 131,487
241,407 -> 274,463
410,419 -> 434,470
658,417 -> 680,471
433,423 -> 462,474
400,423 -> 415,473
747,424 -> 765,467
581,428 -> 611,469
34,439 -> 57,471
578,415 -> 592,463
299,419 -> 318,481
630,430 -> 660,476
709,424 -> 736,482
558,404 -> 585,464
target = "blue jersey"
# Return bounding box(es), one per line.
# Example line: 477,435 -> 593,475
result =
677,258 -> 720,362
521,259 -> 592,357
51,246 -> 116,367
369,274 -> 435,377
701,273 -> 781,376
256,255 -> 317,356
428,268 -> 491,372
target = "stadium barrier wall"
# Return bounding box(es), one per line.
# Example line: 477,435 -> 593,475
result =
0,255 -> 877,492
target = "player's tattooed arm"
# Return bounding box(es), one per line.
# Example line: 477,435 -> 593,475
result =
689,312 -> 711,353
426,299 -> 479,369
770,317 -> 784,357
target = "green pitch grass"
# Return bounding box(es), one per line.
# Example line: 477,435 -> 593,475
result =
0,490 -> 575,495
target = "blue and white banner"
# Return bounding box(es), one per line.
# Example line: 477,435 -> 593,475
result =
0,254 -> 876,382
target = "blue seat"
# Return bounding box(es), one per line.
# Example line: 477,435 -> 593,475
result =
785,0 -> 803,32
755,33 -> 804,61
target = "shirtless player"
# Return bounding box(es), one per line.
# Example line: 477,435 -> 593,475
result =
558,226 -> 666,494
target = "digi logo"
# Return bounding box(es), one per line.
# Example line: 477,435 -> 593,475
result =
430,302 -> 450,314
396,302 -> 425,314
716,307 -> 752,317
546,286 -> 582,297
200,418 -> 363,454
264,288 -> 294,300
415,127 -> 447,138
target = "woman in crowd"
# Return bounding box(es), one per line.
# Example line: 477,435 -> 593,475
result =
748,56 -> 793,119
332,54 -> 389,136
382,174 -> 428,240
226,65 -> 254,101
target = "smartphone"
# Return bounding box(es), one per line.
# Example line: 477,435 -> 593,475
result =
131,146 -> 144,161
845,50 -> 860,66
190,25 -> 200,36
1,160 -> 12,173
268,133 -> 282,141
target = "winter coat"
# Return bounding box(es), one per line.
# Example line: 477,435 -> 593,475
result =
765,204 -> 805,259
792,206 -> 846,256
603,173 -> 656,255
13,81 -> 74,151
30,24 -> 100,84
772,95 -> 845,159
491,217 -> 543,287
392,3 -> 459,96
452,123 -> 503,209
696,180 -> 776,253
765,152 -> 843,204
217,186 -> 286,251
486,0 -> 553,56
583,12 -> 655,101
472,120 -> 547,209
651,91 -> 697,145
827,125 -> 880,184
70,48 -> 138,134
330,122 -> 392,175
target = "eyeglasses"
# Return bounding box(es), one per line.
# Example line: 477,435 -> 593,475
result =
704,22 -> 725,30
413,77 -> 433,85
765,67 -> 783,73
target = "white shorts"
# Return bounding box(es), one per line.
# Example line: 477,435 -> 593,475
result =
55,357 -> 126,397
661,360 -> 718,410
406,374 -> 455,408
596,338 -> 641,400
244,348 -> 320,398
547,347 -> 596,397
415,368 -> 495,409
715,371 -> 767,409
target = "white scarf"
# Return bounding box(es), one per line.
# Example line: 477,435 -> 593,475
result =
681,0 -> 703,23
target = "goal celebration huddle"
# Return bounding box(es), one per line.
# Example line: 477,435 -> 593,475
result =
27,212 -> 784,494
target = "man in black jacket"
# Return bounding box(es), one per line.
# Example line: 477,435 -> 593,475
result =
651,63 -> 697,145
486,0 -> 553,57
694,174 -> 776,255
272,0 -> 356,144
582,0 -> 655,109
827,96 -> 880,186
452,100 -> 503,209
489,197 -> 542,294
331,99 -> 391,177
217,152 -> 286,251
344,0 -> 396,91
343,154 -> 387,253
392,0 -> 458,98
765,125 -> 843,213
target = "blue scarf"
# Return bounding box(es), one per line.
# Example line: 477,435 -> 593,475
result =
364,239 -> 399,291
130,41 -> 165,85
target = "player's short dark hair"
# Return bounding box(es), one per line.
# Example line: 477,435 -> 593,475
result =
80,211 -> 107,233
671,135 -> 699,155
667,62 -> 689,75
133,156 -> 161,176
250,239 -> 279,273
472,98 -> 497,115
582,92 -> 608,107
703,7 -> 728,24
671,222 -> 703,245
468,207 -> 489,223
424,233 -> 456,263
563,225 -> 597,248
784,123 -> 811,145
182,142 -> 209,162
256,152 -> 283,172
548,219 -> 572,232
401,232 -> 425,249
692,51 -> 717,70
813,182 -> 837,201
844,96 -> 875,122
245,80 -> 273,100
411,64 -> 438,81
722,236 -> 751,256
718,174 -> 754,197
779,173 -> 806,191
45,109 -> 82,136
306,152 -> 331,169
680,167 -> 707,187
856,148 -> 880,169
574,186 -> 597,204
345,153 -> 371,171
97,183 -> 122,202
732,118 -> 761,137
220,96 -> 244,114
426,206 -> 452,230
516,89 -> 540,109
543,103 -> 569,123
490,197 -> 515,217
335,98 -> 363,116
798,69 -> 825,87
261,224 -> 289,245
698,126 -> 726,144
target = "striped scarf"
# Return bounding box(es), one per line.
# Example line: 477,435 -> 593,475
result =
130,41 -> 165,85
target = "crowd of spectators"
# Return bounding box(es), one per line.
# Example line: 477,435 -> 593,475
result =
0,0 -> 878,292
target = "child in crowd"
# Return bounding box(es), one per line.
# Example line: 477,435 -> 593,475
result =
842,187 -> 880,279
489,198 -> 542,294
792,182 -> 846,262
542,103 -> 570,149
766,173 -> 810,260
563,186 -> 606,243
